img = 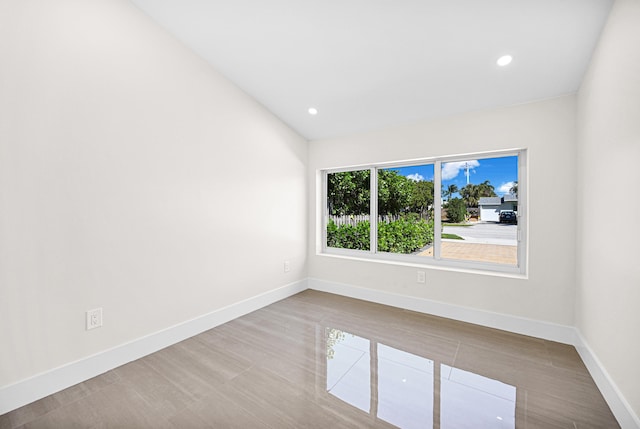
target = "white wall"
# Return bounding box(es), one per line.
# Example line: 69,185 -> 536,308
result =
3,0 -> 636,422
0,0 -> 307,388
309,96 -> 577,325
576,0 -> 640,420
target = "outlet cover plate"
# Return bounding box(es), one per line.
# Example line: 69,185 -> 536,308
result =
86,308 -> 103,330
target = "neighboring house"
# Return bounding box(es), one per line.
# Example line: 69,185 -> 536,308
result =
478,194 -> 518,222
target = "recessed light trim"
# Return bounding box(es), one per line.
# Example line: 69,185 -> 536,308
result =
308,107 -> 318,115
497,55 -> 513,67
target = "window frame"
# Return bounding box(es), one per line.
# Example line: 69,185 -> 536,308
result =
320,149 -> 527,276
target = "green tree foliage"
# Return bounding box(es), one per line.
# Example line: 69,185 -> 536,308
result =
459,180 -> 496,207
459,184 -> 477,208
327,216 -> 434,253
326,219 -> 370,250
446,198 -> 467,223
477,180 -> 496,198
327,170 -> 370,215
378,215 -> 434,253
328,169 -> 435,217
443,184 -> 458,201
510,181 -> 518,197
327,169 -> 436,253
378,169 -> 412,215
409,180 -> 434,217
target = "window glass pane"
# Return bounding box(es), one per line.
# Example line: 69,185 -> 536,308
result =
327,170 -> 371,251
377,164 -> 435,257
440,156 -> 518,265
322,151 -> 525,274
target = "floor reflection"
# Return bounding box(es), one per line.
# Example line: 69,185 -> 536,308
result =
323,327 -> 515,429
377,343 -> 434,429
326,330 -> 371,413
441,364 -> 515,429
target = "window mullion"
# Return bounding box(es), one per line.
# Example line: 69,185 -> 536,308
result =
370,167 -> 378,253
434,161 -> 442,260
517,150 -> 526,270
321,170 -> 328,253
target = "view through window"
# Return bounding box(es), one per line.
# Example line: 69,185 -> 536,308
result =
324,152 -> 524,272
378,164 -> 435,258
326,169 -> 371,251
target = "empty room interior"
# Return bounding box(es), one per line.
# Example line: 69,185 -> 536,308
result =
1,0 -> 639,428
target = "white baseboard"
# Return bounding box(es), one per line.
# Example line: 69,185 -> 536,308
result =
308,277 -> 639,429
0,279 -> 308,416
575,332 -> 640,429
3,277 -> 638,428
308,277 -> 577,344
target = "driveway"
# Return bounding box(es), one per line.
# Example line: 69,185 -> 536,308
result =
443,222 -> 517,246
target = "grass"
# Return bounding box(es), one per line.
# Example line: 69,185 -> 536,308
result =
442,233 -> 464,240
442,222 -> 474,227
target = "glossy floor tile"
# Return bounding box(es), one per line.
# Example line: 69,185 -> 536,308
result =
0,290 -> 620,428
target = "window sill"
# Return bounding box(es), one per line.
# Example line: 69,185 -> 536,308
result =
316,250 -> 528,280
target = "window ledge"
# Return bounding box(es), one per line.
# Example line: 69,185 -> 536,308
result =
316,251 -> 528,280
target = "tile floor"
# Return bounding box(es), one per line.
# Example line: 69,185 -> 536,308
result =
0,290 -> 619,428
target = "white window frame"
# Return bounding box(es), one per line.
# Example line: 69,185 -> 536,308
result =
321,149 -> 527,276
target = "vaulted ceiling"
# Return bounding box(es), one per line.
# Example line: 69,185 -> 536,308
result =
131,0 -> 613,140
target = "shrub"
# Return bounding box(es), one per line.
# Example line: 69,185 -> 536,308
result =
446,197 -> 467,223
326,219 -> 370,250
378,215 -> 434,254
327,216 -> 434,254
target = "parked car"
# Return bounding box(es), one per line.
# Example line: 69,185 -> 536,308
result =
499,210 -> 517,224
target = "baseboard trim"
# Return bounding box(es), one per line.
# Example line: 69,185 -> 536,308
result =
308,277 -> 639,429
0,279 -> 308,415
575,332 -> 640,429
308,277 -> 577,344
3,277 -> 638,428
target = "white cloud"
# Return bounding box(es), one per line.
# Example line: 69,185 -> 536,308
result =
406,173 -> 424,182
498,181 -> 516,195
441,160 -> 479,180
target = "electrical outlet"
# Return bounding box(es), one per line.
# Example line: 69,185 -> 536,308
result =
284,260 -> 291,273
417,271 -> 426,284
86,308 -> 103,330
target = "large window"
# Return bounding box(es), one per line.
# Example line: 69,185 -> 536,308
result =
322,150 -> 526,274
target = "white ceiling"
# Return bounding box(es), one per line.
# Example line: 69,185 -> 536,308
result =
130,0 -> 613,140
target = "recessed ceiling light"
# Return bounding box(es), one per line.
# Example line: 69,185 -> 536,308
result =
497,55 -> 513,67
308,107 -> 318,115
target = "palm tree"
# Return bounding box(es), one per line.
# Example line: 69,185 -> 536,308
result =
460,184 -> 480,207
477,180 -> 496,198
510,181 -> 518,197
460,181 -> 496,207
442,184 -> 458,201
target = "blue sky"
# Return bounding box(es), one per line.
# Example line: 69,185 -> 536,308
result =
390,156 -> 518,197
